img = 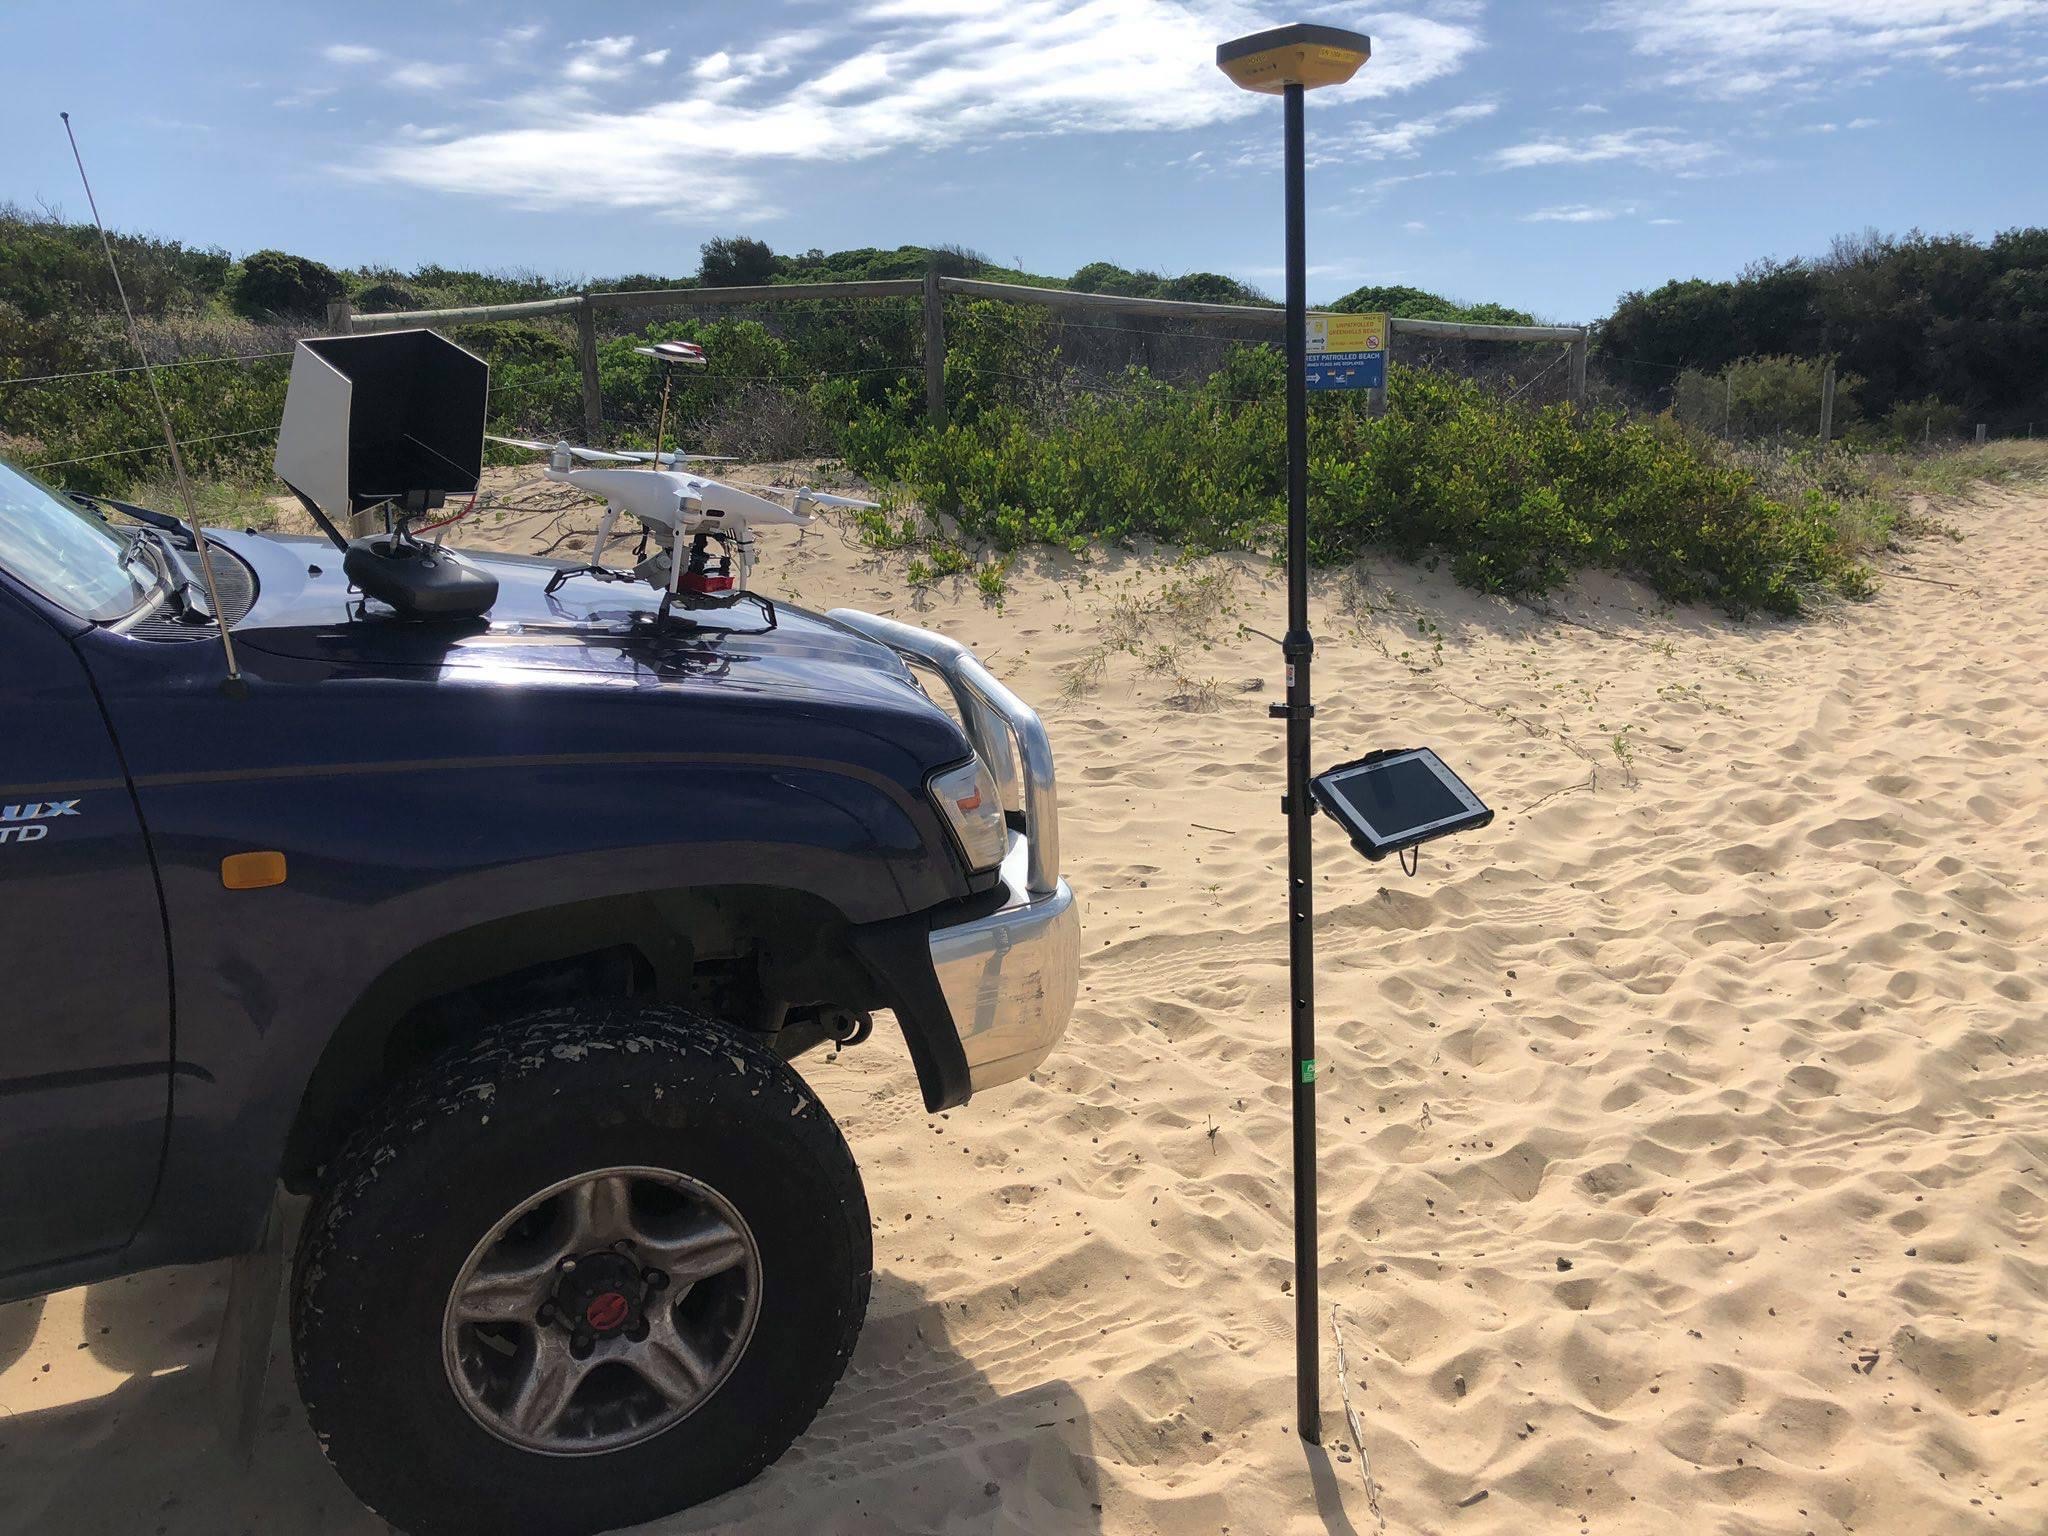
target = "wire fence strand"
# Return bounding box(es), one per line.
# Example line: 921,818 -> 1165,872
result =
0,350 -> 295,390
29,424 -> 280,472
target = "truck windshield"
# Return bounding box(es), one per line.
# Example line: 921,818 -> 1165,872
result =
0,459 -> 155,622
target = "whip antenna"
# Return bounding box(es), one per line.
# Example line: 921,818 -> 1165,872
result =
61,111 -> 242,684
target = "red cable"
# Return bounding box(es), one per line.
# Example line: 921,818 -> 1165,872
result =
412,493 -> 476,533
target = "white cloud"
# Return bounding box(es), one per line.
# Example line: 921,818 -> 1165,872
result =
1332,99 -> 1498,162
1597,1 -> 2048,98
1233,100 -> 1496,172
322,43 -> 382,65
1491,126 -> 1717,172
391,62 -> 468,91
811,50 -> 894,100
563,35 -> 663,84
1523,203 -> 1623,223
1403,219 -> 1427,232
348,2 -> 1484,213
487,24 -> 545,64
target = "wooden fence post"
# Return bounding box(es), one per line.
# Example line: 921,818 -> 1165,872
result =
923,266 -> 947,429
576,296 -> 603,443
1819,362 -> 1836,446
325,298 -> 354,334
1569,331 -> 1588,408
1976,423 -> 1989,446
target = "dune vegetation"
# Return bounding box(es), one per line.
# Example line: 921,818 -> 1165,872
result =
6,209 -> 2043,616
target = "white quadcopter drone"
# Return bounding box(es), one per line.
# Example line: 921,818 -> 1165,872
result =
490,337 -> 877,619
487,435 -> 876,607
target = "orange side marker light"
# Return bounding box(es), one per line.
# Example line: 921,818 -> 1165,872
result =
221,851 -> 288,890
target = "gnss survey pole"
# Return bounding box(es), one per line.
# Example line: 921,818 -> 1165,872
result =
1217,22 -> 1371,1446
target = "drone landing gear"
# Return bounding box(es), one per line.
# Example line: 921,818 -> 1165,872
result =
543,563 -> 638,596
653,587 -> 778,635
543,509 -> 636,596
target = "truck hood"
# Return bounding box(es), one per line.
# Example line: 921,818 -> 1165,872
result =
216,530 -> 930,711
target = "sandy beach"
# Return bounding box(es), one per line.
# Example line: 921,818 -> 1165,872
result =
3,474 -> 2042,1535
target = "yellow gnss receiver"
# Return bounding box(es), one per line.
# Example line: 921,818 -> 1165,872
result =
1215,23 -> 1371,94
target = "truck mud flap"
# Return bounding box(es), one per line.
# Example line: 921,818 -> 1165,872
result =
846,910 -> 972,1113
206,1186 -> 290,1464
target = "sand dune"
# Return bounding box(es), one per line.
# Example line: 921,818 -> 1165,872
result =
4,478 -> 2043,1535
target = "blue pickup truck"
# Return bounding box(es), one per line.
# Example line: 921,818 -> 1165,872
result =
0,361 -> 1077,1533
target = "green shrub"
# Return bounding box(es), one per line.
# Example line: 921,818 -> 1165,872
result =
1329,283 -> 1537,327
944,299 -> 1064,423
356,280 -> 425,313
1,204 -> 231,321
974,558 -> 1010,605
231,249 -> 345,320
1883,396 -> 1966,444
5,353 -> 290,495
871,350 -> 1869,615
1673,355 -> 1861,440
699,236 -> 777,288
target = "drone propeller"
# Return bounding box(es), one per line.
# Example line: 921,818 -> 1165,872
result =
633,341 -> 707,366
487,434 -> 641,465
610,449 -> 739,466
731,479 -> 880,512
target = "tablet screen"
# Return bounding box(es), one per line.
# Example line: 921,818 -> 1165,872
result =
1324,754 -> 1467,839
1311,748 -> 1491,857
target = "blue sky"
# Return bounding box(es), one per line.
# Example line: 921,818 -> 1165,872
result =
5,1 -> 2045,320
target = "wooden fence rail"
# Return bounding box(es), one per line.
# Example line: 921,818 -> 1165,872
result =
330,275 -> 1591,442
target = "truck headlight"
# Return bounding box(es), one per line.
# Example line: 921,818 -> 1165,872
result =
928,757 -> 1007,874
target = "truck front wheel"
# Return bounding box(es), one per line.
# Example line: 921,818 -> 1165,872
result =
291,1002 -> 871,1536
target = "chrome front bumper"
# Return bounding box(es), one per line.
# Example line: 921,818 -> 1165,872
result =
931,834 -> 1078,1092
828,608 -> 1079,1095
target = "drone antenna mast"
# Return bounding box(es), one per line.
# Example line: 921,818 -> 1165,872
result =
61,111 -> 241,686
650,365 -> 674,473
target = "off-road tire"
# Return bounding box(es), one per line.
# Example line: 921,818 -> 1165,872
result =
291,1002 -> 871,1536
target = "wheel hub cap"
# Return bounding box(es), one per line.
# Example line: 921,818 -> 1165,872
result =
554,1251 -> 646,1339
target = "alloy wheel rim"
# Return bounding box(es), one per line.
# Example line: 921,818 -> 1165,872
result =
440,1165 -> 761,1456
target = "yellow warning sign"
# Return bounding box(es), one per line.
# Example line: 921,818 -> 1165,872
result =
1306,313 -> 1386,354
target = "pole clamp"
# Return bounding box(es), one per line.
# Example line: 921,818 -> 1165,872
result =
1268,701 -> 1317,721
1281,630 -> 1315,661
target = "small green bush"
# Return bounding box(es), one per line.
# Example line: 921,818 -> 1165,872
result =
1882,396 -> 1966,444
231,249 -> 345,320
356,280 -> 425,313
